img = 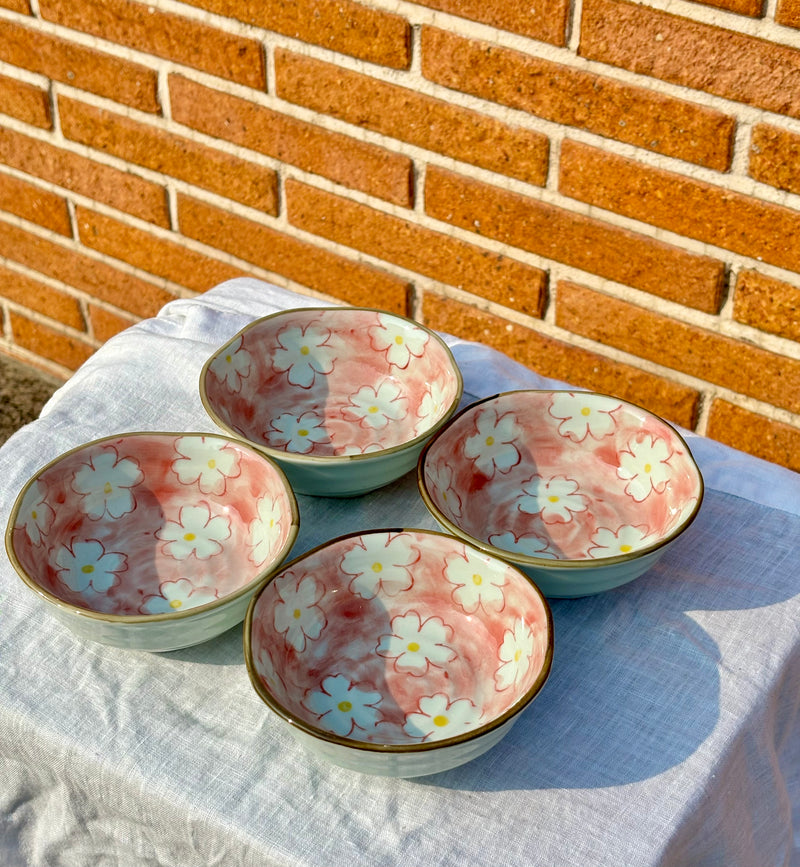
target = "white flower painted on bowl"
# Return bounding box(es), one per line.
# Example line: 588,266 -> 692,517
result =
54,539 -> 127,594
256,646 -> 285,695
266,410 -> 331,454
340,532 -> 418,599
417,379 -> 449,426
368,314 -> 429,369
250,494 -> 285,567
444,546 -> 508,614
272,570 -> 326,652
16,480 -> 54,546
549,392 -> 620,443
210,335 -> 252,394
304,674 -> 382,737
72,446 -> 144,520
588,524 -> 651,559
271,323 -> 336,388
139,578 -> 218,614
172,436 -> 241,495
517,475 -> 589,525
617,434 -> 674,502
403,693 -> 482,742
488,530 -> 559,560
463,407 -> 521,478
338,440 -> 383,456
157,503 -> 231,561
428,461 -> 463,519
376,611 -> 457,676
495,620 -> 535,692
345,380 -> 409,430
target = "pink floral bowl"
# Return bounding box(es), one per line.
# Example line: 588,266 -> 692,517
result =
418,390 -> 704,598
5,432 -> 299,651
244,528 -> 553,777
199,307 -> 463,497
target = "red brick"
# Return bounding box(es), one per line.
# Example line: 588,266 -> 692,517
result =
0,20 -> 160,113
777,0 -> 800,28
733,270 -> 800,342
88,304 -> 137,343
425,165 -> 725,313
77,206 -> 245,293
59,96 -> 277,214
0,217 -> 174,318
423,291 -> 699,428
178,193 -> 411,311
275,50 -> 549,187
39,0 -> 266,89
0,172 -> 71,235
170,74 -> 412,207
687,0 -> 763,15
0,124 -> 169,226
556,280 -> 800,415
749,123 -> 800,195
0,72 -> 51,129
178,0 -> 410,68
0,264 -> 85,330
0,0 -> 31,11
580,0 -> 800,119
706,400 -> 800,472
286,179 -> 547,317
421,27 -> 734,170
410,0 -> 569,46
10,310 -> 94,371
560,138 -> 800,276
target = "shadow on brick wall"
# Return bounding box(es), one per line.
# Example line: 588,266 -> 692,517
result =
0,356 -> 61,446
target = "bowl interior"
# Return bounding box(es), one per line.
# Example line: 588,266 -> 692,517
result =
8,433 -> 297,616
248,529 -> 551,747
202,308 -> 462,458
421,391 -> 703,563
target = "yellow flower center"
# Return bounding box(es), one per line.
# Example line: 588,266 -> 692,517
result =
183,532 -> 196,541
338,700 -> 353,713
548,495 -> 559,503
170,598 -> 182,609
300,345 -> 310,355
620,544 -> 632,553
407,641 -> 420,653
207,459 -> 216,469
31,509 -> 37,520
485,435 -> 495,446
225,354 -> 232,363
368,406 -> 379,413
514,649 -> 522,662
298,428 -> 309,437
581,407 -> 591,416
433,715 -> 449,727
395,335 -> 404,345
81,564 -> 94,574
293,608 -> 302,619
371,561 -> 382,573
472,573 -> 482,586
644,463 -> 652,473
103,481 -> 113,494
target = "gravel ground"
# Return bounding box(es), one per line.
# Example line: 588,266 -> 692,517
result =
0,356 -> 61,447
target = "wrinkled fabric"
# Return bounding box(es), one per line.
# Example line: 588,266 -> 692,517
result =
1,278 -> 798,867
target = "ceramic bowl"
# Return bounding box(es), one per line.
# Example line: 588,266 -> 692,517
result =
244,528 -> 552,777
418,390 -> 704,598
6,432 -> 299,651
199,307 -> 463,497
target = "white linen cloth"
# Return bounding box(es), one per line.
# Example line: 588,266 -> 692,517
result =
1,278 -> 798,867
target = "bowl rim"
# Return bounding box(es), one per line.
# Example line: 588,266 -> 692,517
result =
243,526 -> 554,755
198,305 -> 465,467
417,389 -> 705,571
5,430 -> 300,625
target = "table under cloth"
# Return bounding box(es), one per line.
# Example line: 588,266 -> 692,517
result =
1,278 -> 799,867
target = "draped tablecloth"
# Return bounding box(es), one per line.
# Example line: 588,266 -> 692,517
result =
1,278 -> 798,867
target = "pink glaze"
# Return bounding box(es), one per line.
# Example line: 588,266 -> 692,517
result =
202,308 -> 461,457
421,391 -> 703,562
9,433 -> 297,616
249,530 -> 552,746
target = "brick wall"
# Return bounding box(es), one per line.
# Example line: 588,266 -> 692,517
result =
1,0 -> 800,472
